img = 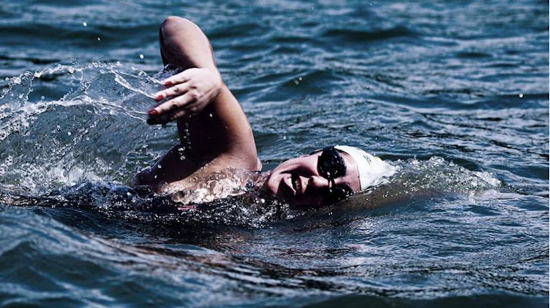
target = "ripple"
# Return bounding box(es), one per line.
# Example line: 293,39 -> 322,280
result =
321,25 -> 416,43
0,0 -> 547,306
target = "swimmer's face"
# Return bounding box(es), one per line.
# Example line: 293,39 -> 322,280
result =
264,149 -> 361,210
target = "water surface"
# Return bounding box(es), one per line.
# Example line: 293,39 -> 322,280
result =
0,0 -> 548,307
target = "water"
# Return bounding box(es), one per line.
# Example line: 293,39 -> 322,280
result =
0,0 -> 548,307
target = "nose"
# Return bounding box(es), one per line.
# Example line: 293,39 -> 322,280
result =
307,176 -> 329,190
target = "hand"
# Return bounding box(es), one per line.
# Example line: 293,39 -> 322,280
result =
147,67 -> 222,125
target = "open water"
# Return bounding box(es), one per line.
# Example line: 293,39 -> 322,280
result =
0,0 -> 548,307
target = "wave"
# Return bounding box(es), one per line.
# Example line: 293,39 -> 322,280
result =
0,156 -> 501,230
0,62 -> 508,230
0,63 -> 165,193
321,26 -> 416,43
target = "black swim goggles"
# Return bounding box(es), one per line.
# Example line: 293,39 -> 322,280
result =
317,147 -> 353,204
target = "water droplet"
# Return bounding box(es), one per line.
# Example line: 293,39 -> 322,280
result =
82,22 -> 87,27
209,113 -> 213,117
519,93 -> 523,98
67,131 -> 71,136
97,37 -> 101,41
139,54 -> 144,59
157,164 -> 162,169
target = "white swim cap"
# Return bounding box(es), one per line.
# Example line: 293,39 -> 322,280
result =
334,145 -> 396,191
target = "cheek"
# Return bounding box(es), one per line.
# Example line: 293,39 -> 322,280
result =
264,173 -> 279,195
345,175 -> 361,192
281,157 -> 318,175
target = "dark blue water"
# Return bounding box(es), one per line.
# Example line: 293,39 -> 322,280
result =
0,0 -> 548,307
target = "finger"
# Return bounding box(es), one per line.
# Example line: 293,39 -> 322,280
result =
162,71 -> 191,87
147,115 -> 166,125
151,89 -> 201,115
147,109 -> 174,125
150,95 -> 188,117
168,109 -> 188,121
147,108 -> 188,125
153,82 -> 190,102
147,95 -> 193,125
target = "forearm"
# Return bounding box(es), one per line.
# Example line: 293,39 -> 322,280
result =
146,17 -> 259,177
148,17 -> 222,124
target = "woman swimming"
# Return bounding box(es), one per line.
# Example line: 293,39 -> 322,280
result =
131,16 -> 395,210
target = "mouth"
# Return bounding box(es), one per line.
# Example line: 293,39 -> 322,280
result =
278,173 -> 302,199
291,173 -> 302,195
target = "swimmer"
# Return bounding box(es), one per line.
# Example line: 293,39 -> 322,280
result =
131,17 -> 395,210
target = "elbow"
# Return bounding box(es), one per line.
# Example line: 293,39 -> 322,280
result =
161,16 -> 200,36
130,167 -> 151,188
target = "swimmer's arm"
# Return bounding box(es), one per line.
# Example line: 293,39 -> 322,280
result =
130,144 -> 260,194
132,145 -> 260,194
147,17 -> 260,171
130,144 -> 200,192
146,16 -> 222,124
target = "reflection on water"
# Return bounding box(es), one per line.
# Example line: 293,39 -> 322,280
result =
0,0 -> 548,307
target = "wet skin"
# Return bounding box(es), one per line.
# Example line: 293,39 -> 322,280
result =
263,152 -> 361,210
133,17 -> 359,210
